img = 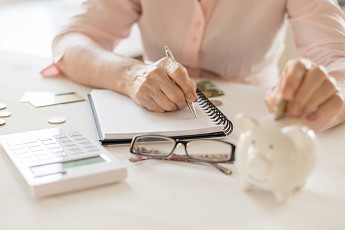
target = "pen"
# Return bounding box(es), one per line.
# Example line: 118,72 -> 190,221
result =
164,46 -> 198,119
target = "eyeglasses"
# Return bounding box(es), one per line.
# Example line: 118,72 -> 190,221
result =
129,135 -> 236,175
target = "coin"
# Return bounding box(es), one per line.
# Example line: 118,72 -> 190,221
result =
47,116 -> 66,124
0,111 -> 11,118
0,119 -> 5,126
0,103 -> 6,110
210,99 -> 223,106
275,99 -> 288,120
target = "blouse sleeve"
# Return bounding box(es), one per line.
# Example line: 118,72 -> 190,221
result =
52,0 -> 141,63
287,0 -> 345,72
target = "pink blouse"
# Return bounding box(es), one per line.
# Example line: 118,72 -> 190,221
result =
51,0 -> 345,88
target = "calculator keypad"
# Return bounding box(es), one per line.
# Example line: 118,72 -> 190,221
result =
7,131 -> 99,165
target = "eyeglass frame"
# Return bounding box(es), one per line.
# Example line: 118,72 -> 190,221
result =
130,134 -> 236,163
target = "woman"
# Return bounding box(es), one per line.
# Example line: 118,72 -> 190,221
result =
45,0 -> 345,132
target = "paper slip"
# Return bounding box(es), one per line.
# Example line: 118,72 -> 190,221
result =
21,91 -> 85,107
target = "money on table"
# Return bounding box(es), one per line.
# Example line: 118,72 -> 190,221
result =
21,91 -> 85,108
197,80 -> 225,98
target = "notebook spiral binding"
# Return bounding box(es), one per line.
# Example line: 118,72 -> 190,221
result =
196,89 -> 233,136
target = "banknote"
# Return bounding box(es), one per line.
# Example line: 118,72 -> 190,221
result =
197,80 -> 224,98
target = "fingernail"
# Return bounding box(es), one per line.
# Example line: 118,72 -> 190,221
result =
187,93 -> 196,102
306,112 -> 317,121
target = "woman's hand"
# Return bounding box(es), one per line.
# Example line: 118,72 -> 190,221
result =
127,57 -> 198,112
265,58 -> 344,132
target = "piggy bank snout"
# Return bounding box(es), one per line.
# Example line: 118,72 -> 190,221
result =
248,151 -> 269,179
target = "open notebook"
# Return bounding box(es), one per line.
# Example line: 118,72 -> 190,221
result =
88,89 -> 233,144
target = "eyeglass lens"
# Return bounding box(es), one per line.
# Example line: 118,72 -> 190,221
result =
186,140 -> 232,162
132,136 -> 175,157
132,136 -> 233,162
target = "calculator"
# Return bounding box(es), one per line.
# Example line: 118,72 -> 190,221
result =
0,126 -> 127,198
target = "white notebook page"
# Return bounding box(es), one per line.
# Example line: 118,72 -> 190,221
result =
90,90 -> 224,139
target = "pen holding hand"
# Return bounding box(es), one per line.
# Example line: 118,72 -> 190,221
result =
128,46 -> 198,114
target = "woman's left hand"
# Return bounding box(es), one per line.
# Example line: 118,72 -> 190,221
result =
265,58 -> 344,132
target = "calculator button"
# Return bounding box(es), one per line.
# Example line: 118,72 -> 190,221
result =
69,149 -> 84,155
20,157 -> 36,163
10,144 -> 26,150
55,137 -> 69,142
58,139 -> 72,143
45,143 -> 60,149
15,153 -> 32,158
7,141 -> 23,146
61,141 -> 74,147
13,149 -> 29,155
26,142 -> 41,147
68,132 -> 82,136
23,138 -> 38,144
33,150 -> 50,156
30,146 -> 45,152
81,143 -> 95,148
71,136 -> 84,140
49,148 -> 63,153
66,144 -> 78,149
53,134 -> 67,138
76,138 -> 90,144
41,140 -> 57,145
38,137 -> 53,141
87,147 -> 99,152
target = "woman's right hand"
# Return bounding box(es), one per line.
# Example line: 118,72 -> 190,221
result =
127,57 -> 198,112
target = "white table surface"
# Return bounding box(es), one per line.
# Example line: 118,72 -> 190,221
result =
0,51 -> 345,230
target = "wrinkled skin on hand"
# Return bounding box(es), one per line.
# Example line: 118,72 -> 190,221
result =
128,57 -> 198,113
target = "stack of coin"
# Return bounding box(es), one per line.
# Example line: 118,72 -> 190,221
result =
275,99 -> 288,120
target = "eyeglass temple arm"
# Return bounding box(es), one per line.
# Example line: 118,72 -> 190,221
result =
129,155 -> 232,176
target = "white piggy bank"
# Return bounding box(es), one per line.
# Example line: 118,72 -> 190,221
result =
236,113 -> 317,201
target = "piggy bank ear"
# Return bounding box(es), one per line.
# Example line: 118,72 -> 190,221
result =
236,113 -> 258,133
281,125 -> 316,150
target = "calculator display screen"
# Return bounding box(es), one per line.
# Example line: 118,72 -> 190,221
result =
62,157 -> 105,169
31,157 -> 105,177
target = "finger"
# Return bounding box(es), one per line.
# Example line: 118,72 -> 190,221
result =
302,77 -> 338,117
281,58 -> 312,101
264,86 -> 280,113
160,83 -> 187,109
288,66 -> 326,116
305,92 -> 343,121
138,96 -> 165,113
151,89 -> 179,112
166,60 -> 197,102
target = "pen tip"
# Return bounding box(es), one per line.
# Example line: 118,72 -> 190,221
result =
164,46 -> 169,51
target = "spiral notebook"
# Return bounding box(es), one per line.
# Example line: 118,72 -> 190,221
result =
88,89 -> 233,144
